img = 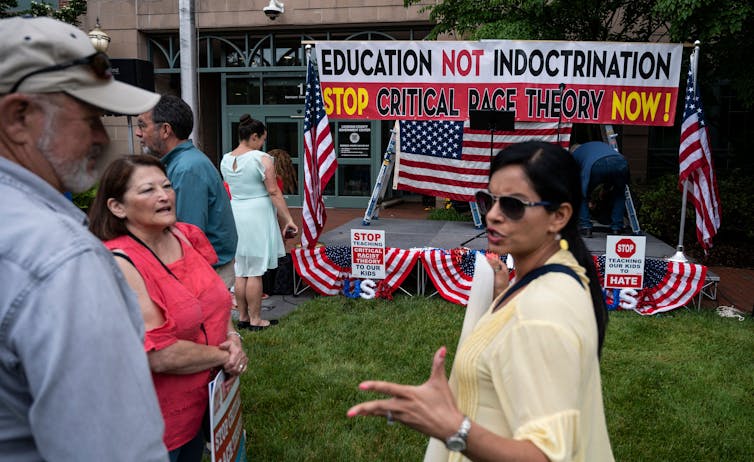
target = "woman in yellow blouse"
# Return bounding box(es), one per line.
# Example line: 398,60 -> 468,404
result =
348,141 -> 613,462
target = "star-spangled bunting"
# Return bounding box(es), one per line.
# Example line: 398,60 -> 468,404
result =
594,256 -> 707,315
422,248 -> 477,305
396,120 -> 572,202
678,55 -> 721,250
291,246 -> 420,297
302,54 -> 337,248
292,246 -> 706,314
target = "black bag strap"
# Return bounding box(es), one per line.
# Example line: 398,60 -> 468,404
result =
111,250 -> 136,268
492,263 -> 583,312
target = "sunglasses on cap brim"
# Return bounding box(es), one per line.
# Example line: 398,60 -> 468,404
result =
10,52 -> 112,94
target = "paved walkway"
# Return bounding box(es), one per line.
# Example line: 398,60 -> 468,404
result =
261,200 -> 753,318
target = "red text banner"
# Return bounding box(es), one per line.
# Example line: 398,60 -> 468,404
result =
314,40 -> 683,126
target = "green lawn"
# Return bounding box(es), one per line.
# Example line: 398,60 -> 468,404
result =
238,296 -> 754,461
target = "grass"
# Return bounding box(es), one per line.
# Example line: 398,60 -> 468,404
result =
238,296 -> 754,461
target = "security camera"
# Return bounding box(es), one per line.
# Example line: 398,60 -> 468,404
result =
263,0 -> 284,20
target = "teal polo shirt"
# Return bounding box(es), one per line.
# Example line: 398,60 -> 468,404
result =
161,140 -> 238,267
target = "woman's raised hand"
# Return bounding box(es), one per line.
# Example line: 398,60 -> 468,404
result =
346,346 -> 465,441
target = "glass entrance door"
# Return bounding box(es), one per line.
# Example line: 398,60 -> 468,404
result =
224,105 -> 379,208
224,106 -> 306,207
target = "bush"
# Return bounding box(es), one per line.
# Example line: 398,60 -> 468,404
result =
635,171 -> 754,268
427,201 -> 473,221
72,185 -> 97,212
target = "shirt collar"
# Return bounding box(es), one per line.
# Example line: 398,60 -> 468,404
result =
160,140 -> 195,166
0,157 -> 88,225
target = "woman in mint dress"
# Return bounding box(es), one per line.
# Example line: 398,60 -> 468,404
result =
221,114 -> 298,331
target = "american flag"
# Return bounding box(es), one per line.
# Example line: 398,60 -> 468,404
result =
396,121 -> 572,202
678,55 -> 721,250
291,246 -> 420,297
302,54 -> 337,248
594,256 -> 707,315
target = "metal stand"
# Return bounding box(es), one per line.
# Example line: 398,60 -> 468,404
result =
127,115 -> 135,155
460,230 -> 486,247
362,123 -> 398,226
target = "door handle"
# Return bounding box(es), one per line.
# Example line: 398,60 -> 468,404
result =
289,115 -> 304,119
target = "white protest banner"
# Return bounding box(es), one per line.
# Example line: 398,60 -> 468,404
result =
209,371 -> 247,462
314,40 -> 683,126
351,229 -> 386,279
604,235 -> 647,289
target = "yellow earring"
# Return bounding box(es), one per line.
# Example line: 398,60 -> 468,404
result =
555,233 -> 569,251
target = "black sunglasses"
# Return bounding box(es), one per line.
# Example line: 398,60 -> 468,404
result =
10,52 -> 112,94
475,190 -> 552,221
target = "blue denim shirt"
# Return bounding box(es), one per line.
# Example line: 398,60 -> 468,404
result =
0,158 -> 168,461
161,141 -> 238,267
572,141 -> 627,197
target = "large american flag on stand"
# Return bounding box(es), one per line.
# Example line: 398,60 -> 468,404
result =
291,246 -> 420,297
395,121 -> 572,202
302,55 -> 337,248
678,58 -> 721,250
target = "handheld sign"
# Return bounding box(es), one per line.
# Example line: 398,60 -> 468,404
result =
209,371 -> 247,462
351,229 -> 386,279
604,235 -> 646,289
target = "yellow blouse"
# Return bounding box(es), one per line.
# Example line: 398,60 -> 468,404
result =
425,250 -> 614,462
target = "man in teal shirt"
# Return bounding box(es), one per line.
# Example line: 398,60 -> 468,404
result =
136,95 -> 238,288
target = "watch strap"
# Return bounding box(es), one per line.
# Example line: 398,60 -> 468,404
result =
445,416 -> 471,452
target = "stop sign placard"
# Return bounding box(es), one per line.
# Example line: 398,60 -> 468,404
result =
604,235 -> 646,289
615,238 -> 636,258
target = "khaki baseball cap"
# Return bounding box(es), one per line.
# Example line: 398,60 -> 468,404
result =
0,16 -> 159,115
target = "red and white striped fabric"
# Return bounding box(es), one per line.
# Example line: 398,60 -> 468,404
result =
421,248 -> 476,305
635,260 -> 708,315
678,57 -> 721,250
594,256 -> 708,315
291,246 -> 420,297
302,55 -> 337,248
396,121 -> 572,202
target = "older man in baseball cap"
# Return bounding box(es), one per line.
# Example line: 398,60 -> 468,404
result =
0,16 -> 168,461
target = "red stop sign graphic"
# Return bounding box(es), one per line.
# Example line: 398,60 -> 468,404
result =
615,238 -> 636,258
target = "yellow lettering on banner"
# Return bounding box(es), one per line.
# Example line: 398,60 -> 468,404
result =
323,87 -> 369,116
611,90 -> 669,123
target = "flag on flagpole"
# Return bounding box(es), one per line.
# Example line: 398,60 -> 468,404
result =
302,52 -> 337,248
395,121 -> 571,202
678,57 -> 721,250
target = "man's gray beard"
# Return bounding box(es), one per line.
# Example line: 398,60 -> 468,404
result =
37,123 -> 102,193
141,144 -> 161,157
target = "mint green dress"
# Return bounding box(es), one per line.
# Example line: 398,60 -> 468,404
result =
220,150 -> 285,277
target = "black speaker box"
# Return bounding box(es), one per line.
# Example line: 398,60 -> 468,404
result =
110,59 -> 155,92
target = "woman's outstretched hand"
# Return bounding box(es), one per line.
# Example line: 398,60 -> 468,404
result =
346,346 -> 464,441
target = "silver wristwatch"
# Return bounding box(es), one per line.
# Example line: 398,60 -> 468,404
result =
445,416 -> 471,452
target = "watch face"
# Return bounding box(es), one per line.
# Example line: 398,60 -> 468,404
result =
446,436 -> 467,452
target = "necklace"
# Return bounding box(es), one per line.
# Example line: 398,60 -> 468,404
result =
126,230 -> 178,280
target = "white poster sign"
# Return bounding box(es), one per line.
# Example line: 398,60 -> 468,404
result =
350,229 -> 386,279
604,235 -> 646,289
209,371 -> 247,462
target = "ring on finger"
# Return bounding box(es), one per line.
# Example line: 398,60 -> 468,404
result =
386,410 -> 394,426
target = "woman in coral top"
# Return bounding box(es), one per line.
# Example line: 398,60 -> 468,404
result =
89,155 -> 248,462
